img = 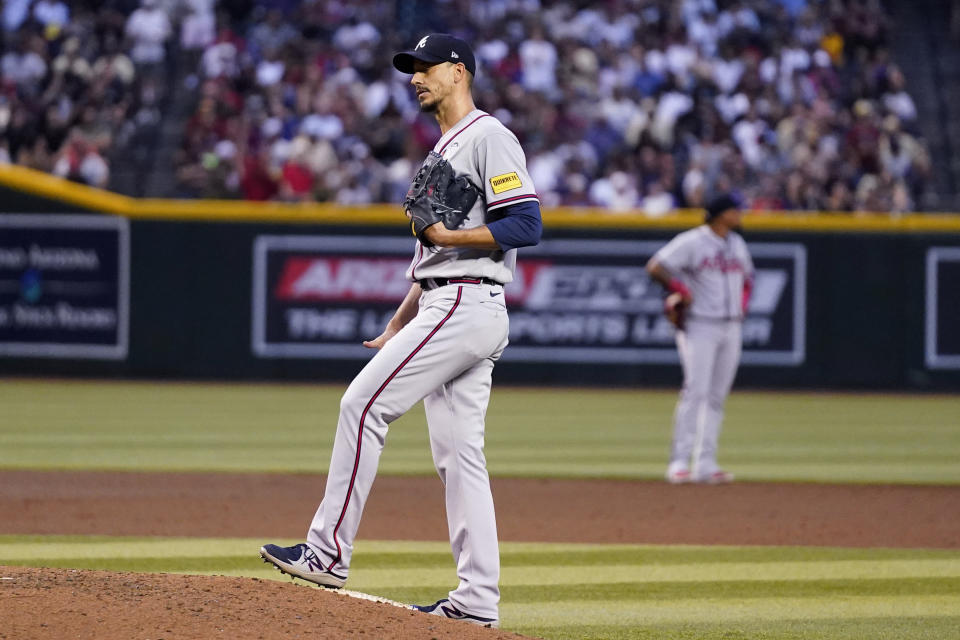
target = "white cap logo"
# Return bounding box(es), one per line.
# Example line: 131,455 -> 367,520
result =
450,51 -> 459,58
416,36 -> 429,50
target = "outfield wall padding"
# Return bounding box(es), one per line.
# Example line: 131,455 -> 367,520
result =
1,208 -> 958,390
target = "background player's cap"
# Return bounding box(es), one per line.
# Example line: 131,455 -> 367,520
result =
393,34 -> 476,76
705,193 -> 741,221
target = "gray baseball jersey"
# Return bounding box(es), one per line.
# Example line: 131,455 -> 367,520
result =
654,224 -> 754,482
653,225 -> 754,320
405,109 -> 539,284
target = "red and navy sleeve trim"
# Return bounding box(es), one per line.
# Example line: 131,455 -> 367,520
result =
487,193 -> 539,210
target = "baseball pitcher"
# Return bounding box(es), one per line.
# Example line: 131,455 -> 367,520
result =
260,34 -> 541,629
646,194 -> 754,484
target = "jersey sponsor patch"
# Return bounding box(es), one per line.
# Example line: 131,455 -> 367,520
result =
490,172 -> 522,194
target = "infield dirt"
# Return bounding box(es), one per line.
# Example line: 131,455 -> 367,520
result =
2,470 -> 959,639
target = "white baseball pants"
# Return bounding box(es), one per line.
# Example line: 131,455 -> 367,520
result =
670,318 -> 742,477
306,282 -> 508,619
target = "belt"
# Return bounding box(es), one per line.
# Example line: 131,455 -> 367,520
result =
418,277 -> 501,290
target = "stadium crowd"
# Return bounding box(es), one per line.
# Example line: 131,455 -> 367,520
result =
0,0 -> 193,188
2,1 -> 933,213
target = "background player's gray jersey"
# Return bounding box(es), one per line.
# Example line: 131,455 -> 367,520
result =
654,226 -> 754,320
406,109 -> 538,284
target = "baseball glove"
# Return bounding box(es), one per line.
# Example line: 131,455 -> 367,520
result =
664,292 -> 689,330
404,151 -> 480,247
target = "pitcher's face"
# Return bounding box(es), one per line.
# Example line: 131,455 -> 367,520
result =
410,60 -> 460,112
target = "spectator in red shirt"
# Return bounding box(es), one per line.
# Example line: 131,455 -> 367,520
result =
279,138 -> 314,201
240,149 -> 277,201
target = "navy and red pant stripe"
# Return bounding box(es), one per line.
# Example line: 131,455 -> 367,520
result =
326,286 -> 464,570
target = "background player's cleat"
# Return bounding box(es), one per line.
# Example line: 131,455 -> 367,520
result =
694,470 -> 735,484
414,598 -> 499,628
665,463 -> 692,484
259,543 -> 346,588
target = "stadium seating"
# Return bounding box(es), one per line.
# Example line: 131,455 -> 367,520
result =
1,0 -> 935,213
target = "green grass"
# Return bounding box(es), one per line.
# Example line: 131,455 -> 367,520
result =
3,381 -> 958,638
2,537 -> 959,639
1,380 -> 958,483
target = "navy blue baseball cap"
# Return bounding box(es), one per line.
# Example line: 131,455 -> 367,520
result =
393,33 -> 476,76
705,194 -> 741,221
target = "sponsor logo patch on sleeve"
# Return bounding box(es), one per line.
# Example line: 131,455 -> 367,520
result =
490,172 -> 523,194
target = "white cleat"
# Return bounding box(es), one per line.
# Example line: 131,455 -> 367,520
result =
665,468 -> 692,484
693,470 -> 735,484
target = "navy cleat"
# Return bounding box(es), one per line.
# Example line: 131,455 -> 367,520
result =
259,543 -> 347,588
414,598 -> 499,628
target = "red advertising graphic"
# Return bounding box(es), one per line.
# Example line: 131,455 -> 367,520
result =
274,257 -> 411,302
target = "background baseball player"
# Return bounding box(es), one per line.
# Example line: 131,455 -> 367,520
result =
646,194 -> 754,484
260,34 -> 541,628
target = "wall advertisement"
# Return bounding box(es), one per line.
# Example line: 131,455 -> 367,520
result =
253,235 -> 806,366
0,214 -> 129,359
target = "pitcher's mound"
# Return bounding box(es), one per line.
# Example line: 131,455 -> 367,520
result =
0,566 -> 533,640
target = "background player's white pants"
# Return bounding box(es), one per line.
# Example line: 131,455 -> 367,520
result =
306,283 -> 508,619
671,319 -> 742,477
